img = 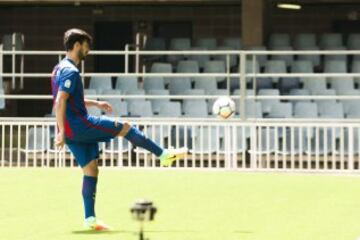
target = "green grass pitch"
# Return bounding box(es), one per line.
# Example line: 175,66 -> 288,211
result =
0,168 -> 360,240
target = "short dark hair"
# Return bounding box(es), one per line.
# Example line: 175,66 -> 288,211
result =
63,28 -> 92,51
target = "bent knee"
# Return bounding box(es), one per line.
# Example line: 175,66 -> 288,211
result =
117,121 -> 131,137
82,159 -> 99,177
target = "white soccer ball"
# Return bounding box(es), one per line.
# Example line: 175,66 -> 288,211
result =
212,97 -> 235,119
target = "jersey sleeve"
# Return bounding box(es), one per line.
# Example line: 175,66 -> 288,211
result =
58,68 -> 79,95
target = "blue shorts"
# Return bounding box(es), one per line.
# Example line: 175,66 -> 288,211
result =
66,115 -> 124,168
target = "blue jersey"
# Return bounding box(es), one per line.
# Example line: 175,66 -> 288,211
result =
51,58 -> 88,140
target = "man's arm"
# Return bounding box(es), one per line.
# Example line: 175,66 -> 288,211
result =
55,91 -> 69,149
85,98 -> 113,113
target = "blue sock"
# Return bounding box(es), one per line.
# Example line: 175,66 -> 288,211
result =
82,175 -> 97,219
124,126 -> 164,157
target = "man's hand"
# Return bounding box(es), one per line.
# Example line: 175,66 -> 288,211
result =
97,101 -> 113,114
55,131 -> 65,150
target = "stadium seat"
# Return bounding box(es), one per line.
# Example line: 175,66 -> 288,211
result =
342,128 -> 360,155
249,127 -> 277,154
269,33 -> 291,49
143,77 -> 165,91
176,60 -> 200,82
194,77 -> 218,94
124,89 -> 146,106
115,76 -> 138,93
294,33 -> 317,50
158,102 -> 182,117
330,77 -> 355,92
291,60 -> 314,73
271,46 -> 294,67
146,89 -> 170,114
297,46 -> 321,67
289,89 -> 311,103
338,89 -> 360,117
318,102 -> 344,119
276,127 -> 307,155
106,100 -> 128,117
324,60 -> 347,73
264,60 -> 287,83
214,46 -> 238,68
195,38 -> 217,50
324,46 -> 347,62
320,33 -> 344,49
303,77 -> 327,91
236,101 -> 263,119
0,89 -> 5,109
183,99 -> 208,117
351,61 -> 360,86
267,102 -> 293,118
150,62 -> 173,85
312,89 -> 337,106
169,77 -> 192,95
220,126 -> 247,153
204,60 -> 226,82
183,89 -> 206,95
89,76 -> 112,93
278,77 -> 300,94
247,46 -> 268,68
294,102 -> 318,118
188,47 -> 210,70
304,128 -> 336,155
2,33 -> 24,50
144,38 -> 166,51
347,34 -> 360,50
168,38 -> 191,64
223,37 -> 242,50
258,89 -> 280,114
129,100 -> 153,117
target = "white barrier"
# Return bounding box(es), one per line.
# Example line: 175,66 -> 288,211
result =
0,117 -> 359,172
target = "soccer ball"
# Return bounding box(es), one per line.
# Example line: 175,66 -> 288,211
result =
212,97 -> 235,119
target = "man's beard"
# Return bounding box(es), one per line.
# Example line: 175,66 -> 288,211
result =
78,50 -> 87,61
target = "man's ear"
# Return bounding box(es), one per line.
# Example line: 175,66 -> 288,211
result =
73,41 -> 81,50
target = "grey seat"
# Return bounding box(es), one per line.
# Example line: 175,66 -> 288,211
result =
342,128 -> 360,155
258,89 -> 280,114
83,89 -> 97,100
204,60 -> 226,82
304,128 -> 336,155
320,33 -> 343,49
25,127 -> 50,151
0,89 -> 5,109
214,46 -> 238,68
220,126 -> 247,153
89,76 -> 112,93
143,77 -> 165,91
168,38 -> 191,64
86,106 -> 102,116
351,61 -> 360,86
318,102 -> 344,119
151,62 -> 172,85
347,34 -> 360,50
294,102 -> 318,118
129,100 -> 153,117
297,46 -> 321,67
146,89 -> 170,114
294,33 -> 317,50
338,89 -> 360,117
106,100 -> 128,117
190,127 -> 219,153
324,60 -> 347,73
330,77 -> 355,92
196,38 -> 217,50
188,47 -> 210,70
271,46 -> 294,67
303,77 -> 327,91
264,60 -> 287,83
124,89 -> 146,106
236,101 -> 263,119
115,76 -> 138,93
289,89 -> 311,103
176,60 -> 200,82
291,60 -> 314,73
194,77 -> 218,94
183,99 -> 208,117
183,89 -> 206,95
169,77 -> 192,95
248,127 -> 277,154
268,102 -> 293,118
269,33 -> 291,49
324,46 -> 347,62
158,102 -> 182,117
311,89 -> 337,106
223,37 -> 242,50
144,38 -> 166,61
247,46 -> 268,68
105,138 -> 130,153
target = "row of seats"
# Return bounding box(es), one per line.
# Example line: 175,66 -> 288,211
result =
268,33 -> 360,50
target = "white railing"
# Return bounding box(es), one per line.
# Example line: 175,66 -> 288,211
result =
0,118 -> 360,172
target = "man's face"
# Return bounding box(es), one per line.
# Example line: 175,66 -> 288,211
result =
77,41 -> 90,60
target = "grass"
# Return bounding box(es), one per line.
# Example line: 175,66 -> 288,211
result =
0,168 -> 360,240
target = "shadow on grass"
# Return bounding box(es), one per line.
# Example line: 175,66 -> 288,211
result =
71,230 -> 129,235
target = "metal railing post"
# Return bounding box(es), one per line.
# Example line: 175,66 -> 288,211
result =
240,51 -> 247,120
